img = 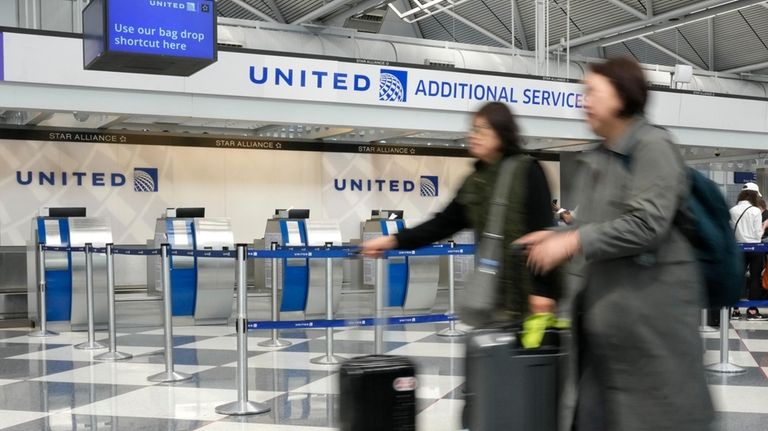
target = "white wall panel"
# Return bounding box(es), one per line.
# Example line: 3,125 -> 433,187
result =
0,139 -> 485,248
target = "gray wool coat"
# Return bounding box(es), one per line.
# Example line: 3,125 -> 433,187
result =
568,117 -> 714,431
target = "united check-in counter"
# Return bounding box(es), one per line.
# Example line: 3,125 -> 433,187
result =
361,210 -> 440,312
27,208 -> 112,331
257,209 -> 343,318
150,208 -> 235,325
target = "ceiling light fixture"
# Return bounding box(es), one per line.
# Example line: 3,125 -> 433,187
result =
389,0 -> 472,23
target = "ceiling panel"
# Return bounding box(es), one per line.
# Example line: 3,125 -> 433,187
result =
217,0 -> 278,21
211,0 -> 768,78
419,12 -> 506,48
649,0 -> 702,15
677,19 -> 711,68
274,0 -> 325,24
646,28 -> 708,69
609,38 -> 681,66
714,11 -> 768,71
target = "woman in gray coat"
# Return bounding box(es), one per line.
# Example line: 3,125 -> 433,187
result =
518,57 -> 713,431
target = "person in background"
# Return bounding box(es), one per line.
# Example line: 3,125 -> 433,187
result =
516,57 -> 713,431
757,197 -> 768,241
731,183 -> 767,320
552,200 -> 575,226
359,101 -> 559,321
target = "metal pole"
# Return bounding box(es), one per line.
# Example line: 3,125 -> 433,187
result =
312,242 -> 344,365
72,0 -> 82,33
566,0 -> 570,80
546,0 -> 550,77
439,242 -> 465,337
706,307 -> 746,374
374,257 -> 386,355
216,244 -> 271,415
699,308 -> 718,333
75,243 -> 107,350
30,243 -> 58,337
148,244 -> 192,383
95,244 -> 132,361
258,242 -> 291,347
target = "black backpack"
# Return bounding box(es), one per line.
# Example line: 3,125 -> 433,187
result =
675,168 -> 744,307
618,140 -> 743,308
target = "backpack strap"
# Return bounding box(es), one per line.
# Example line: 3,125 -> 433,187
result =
482,156 -> 521,241
734,206 -> 755,234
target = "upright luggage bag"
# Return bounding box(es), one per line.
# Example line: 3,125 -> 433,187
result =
464,327 -> 568,431
339,355 -> 417,431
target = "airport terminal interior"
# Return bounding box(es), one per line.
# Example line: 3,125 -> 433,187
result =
1,0 -> 768,430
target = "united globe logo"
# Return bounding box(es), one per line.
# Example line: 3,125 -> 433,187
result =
379,69 -> 408,102
134,168 -> 159,192
419,176 -> 439,197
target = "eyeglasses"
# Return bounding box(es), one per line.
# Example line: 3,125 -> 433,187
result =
469,124 -> 494,134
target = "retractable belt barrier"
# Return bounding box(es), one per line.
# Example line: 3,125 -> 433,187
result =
41,244 -> 476,259
740,243 -> 768,252
38,241 -> 474,417
247,313 -> 458,330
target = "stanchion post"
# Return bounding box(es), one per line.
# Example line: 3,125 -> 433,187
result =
148,244 -> 193,383
216,244 -> 271,415
706,306 -> 746,374
75,243 -> 107,350
374,256 -> 386,355
311,242 -> 344,365
699,308 -> 718,333
258,242 -> 291,348
95,244 -> 132,361
438,241 -> 465,338
29,243 -> 58,337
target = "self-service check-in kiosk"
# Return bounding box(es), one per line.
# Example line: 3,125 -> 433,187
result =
261,209 -> 343,318
151,208 -> 235,324
28,208 -> 113,331
362,210 -> 440,312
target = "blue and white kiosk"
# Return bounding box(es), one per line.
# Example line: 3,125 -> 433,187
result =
27,207 -> 113,331
151,208 -> 235,325
362,210 -> 440,312
262,209 -> 344,319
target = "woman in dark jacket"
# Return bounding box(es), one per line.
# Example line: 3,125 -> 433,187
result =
519,58 -> 713,431
361,102 -> 558,319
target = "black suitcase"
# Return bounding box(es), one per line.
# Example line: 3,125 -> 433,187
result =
339,355 -> 417,431
464,327 -> 568,431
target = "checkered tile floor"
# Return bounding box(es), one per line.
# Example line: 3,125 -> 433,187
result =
0,317 -> 765,430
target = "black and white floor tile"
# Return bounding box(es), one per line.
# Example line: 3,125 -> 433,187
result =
0,316 -> 764,430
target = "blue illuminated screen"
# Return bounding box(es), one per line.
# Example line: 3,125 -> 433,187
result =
107,0 -> 215,60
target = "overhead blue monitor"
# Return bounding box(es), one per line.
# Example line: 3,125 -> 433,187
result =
83,0 -> 217,76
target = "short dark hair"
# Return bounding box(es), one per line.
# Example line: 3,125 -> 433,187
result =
474,102 -> 522,158
589,57 -> 648,118
738,190 -> 760,206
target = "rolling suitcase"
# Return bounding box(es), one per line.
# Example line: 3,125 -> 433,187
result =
339,355 -> 417,431
464,327 -> 568,431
